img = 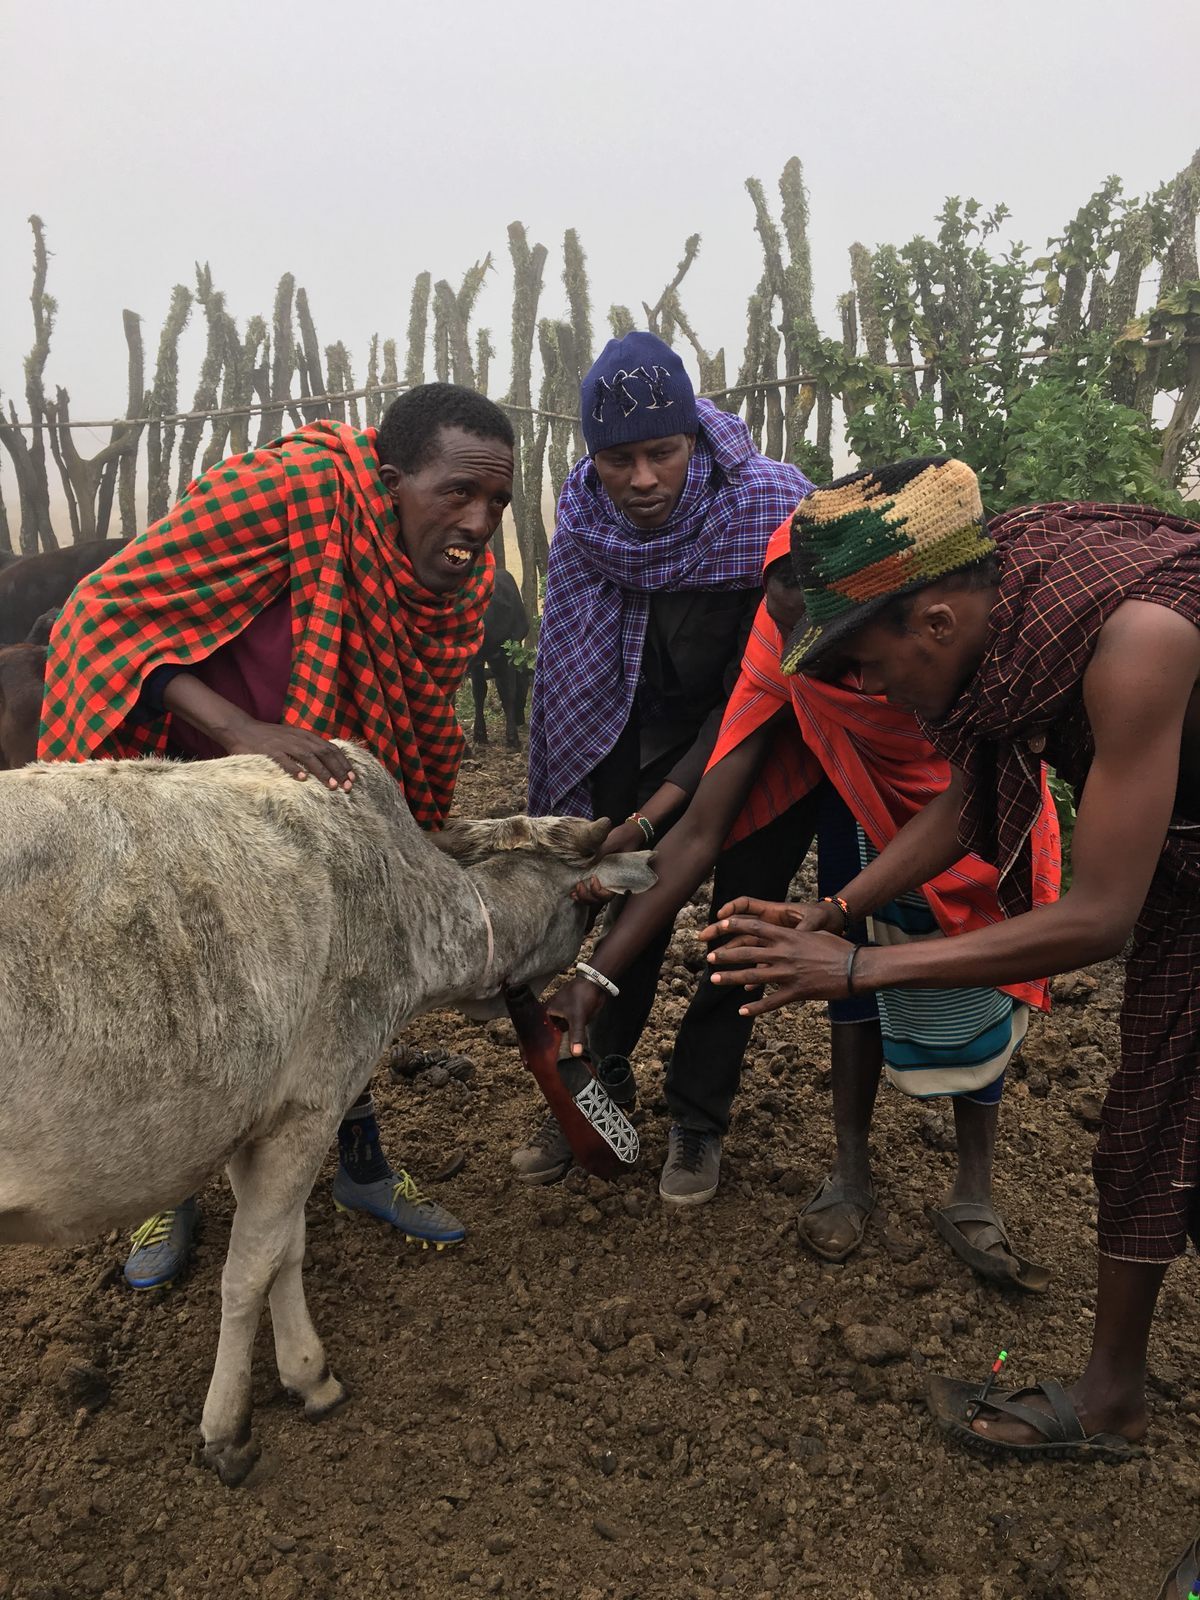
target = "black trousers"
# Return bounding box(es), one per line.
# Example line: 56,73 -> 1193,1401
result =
588,723 -> 820,1135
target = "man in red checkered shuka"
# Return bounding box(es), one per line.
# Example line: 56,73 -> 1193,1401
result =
39,384 -> 514,1287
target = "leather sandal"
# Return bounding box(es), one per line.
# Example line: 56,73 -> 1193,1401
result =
927,1200 -> 1051,1292
927,1375 -> 1139,1464
797,1176 -> 876,1264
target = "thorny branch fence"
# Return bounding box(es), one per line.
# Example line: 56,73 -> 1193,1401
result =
3,151 -> 1198,619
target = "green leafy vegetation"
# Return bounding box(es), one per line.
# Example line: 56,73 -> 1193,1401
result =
501,637 -> 537,673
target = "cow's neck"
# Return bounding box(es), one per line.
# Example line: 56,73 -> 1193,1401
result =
462,859 -> 575,992
462,875 -> 496,989
382,842 -> 501,1016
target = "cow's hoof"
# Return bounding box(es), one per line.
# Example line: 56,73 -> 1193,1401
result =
201,1434 -> 261,1488
505,739 -> 521,751
304,1372 -> 351,1423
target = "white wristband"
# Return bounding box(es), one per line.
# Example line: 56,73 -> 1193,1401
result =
576,961 -> 620,999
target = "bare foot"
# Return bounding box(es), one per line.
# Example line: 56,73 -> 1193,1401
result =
804,1199 -> 868,1255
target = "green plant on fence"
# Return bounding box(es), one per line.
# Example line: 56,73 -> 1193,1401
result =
1,151 -> 1195,571
501,637 -> 537,673
999,372 -> 1188,513
793,157 -> 1200,510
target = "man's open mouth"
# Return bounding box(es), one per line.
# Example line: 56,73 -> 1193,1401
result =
444,544 -> 473,569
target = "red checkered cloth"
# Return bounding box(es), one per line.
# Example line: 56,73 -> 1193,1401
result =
38,421 -> 493,828
926,501 -> 1200,914
707,525 -> 1059,1015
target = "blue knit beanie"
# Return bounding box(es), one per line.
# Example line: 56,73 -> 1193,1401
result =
581,332 -> 699,455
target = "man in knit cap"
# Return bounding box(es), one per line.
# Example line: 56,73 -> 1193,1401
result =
702,459 -> 1200,1502
522,331 -> 813,1203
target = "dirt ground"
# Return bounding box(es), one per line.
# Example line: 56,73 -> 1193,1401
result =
2,726 -> 1198,1600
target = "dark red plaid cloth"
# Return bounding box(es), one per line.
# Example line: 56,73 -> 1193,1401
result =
926,501 -> 1200,1260
38,421 -> 492,829
926,502 -> 1200,915
1102,831 -> 1200,1261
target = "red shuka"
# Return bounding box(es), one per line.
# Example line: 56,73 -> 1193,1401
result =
38,422 -> 492,829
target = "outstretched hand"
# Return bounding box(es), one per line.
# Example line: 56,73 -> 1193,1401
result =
699,905 -> 856,1018
705,896 -> 846,936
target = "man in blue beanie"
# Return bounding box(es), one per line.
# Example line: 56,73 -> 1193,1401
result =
522,332 -> 814,1203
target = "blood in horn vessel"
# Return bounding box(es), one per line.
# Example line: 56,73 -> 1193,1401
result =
504,984 -> 639,1178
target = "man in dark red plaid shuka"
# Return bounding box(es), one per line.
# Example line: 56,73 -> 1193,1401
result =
702,474 -> 1200,1490
40,385 -> 514,1287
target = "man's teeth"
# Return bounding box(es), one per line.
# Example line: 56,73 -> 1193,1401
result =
445,546 -> 471,566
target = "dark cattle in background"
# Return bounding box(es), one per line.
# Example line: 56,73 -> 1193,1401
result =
471,569 -> 531,750
0,551 -> 21,571
25,609 -> 60,648
0,540 -> 130,646
0,645 -> 47,769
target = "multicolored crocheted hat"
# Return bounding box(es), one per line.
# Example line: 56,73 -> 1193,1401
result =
781,456 -> 992,674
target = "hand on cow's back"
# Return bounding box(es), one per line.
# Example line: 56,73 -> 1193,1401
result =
160,674 -> 357,790
224,717 -> 356,790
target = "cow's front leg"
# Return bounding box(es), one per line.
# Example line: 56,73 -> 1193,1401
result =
200,1110 -> 336,1486
268,1208 -> 348,1420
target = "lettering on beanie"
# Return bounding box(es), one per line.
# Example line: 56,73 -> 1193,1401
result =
591,366 -> 677,425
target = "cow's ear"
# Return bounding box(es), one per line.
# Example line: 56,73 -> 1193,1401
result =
575,816 -> 611,860
524,815 -> 611,861
591,851 -> 657,894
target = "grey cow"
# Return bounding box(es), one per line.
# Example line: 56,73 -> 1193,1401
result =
0,744 -> 654,1484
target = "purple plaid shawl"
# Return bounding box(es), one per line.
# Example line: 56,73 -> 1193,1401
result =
528,399 -> 812,816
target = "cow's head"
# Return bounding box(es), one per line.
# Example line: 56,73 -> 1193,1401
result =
432,814 -> 656,1016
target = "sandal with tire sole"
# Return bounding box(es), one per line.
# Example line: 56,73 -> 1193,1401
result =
927,1374 -> 1140,1464
797,1176 -> 876,1264
1154,1530 -> 1200,1600
927,1200 -> 1051,1292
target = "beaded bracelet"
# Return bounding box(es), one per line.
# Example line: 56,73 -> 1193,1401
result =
628,812 -> 655,847
821,894 -> 852,926
576,961 -> 620,999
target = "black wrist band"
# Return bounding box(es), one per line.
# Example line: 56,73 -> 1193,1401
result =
846,944 -> 863,997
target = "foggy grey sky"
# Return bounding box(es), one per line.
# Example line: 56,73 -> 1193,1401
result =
2,0 -> 1199,452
